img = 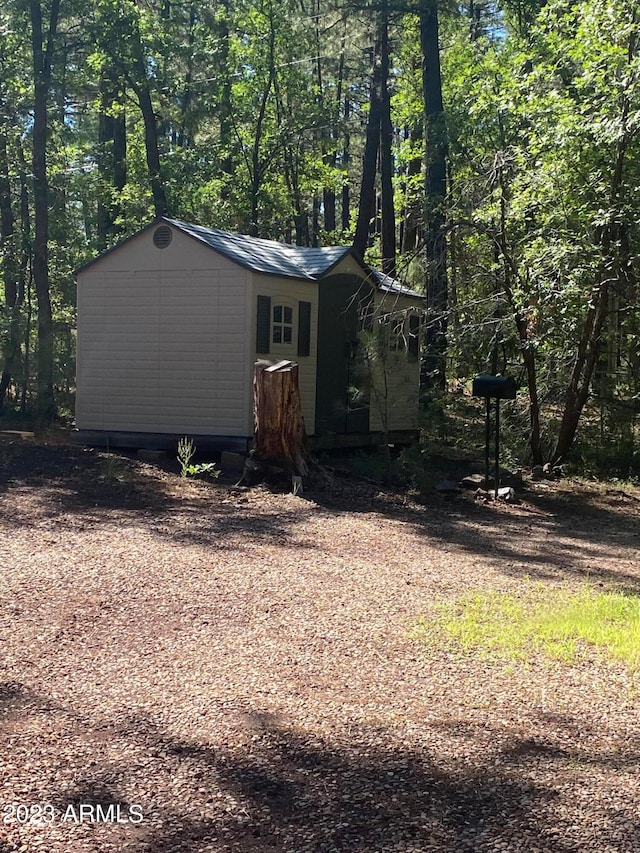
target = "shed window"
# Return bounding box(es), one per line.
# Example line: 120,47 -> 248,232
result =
272,304 -> 293,345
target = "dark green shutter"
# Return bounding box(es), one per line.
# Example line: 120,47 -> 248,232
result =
256,295 -> 271,354
297,301 -> 311,357
408,314 -> 420,362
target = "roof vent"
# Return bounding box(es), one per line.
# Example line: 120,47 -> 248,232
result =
153,225 -> 172,249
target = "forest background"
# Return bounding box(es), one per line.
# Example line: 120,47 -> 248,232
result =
0,0 -> 638,473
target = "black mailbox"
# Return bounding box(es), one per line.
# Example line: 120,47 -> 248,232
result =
472,375 -> 517,400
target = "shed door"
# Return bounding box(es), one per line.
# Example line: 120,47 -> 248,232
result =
315,274 -> 373,435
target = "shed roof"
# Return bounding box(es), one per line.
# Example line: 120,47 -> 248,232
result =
166,218 -> 350,281
77,217 -> 423,298
371,269 -> 423,298
168,220 -> 423,297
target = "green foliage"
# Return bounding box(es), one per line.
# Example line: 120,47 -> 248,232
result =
567,400 -> 640,479
414,583 -> 640,670
437,0 -> 640,461
0,0 -> 638,466
177,436 -> 219,480
177,436 -> 195,478
182,461 -> 219,479
98,455 -> 131,483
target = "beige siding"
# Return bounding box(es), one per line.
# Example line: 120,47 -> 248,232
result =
76,226 -> 253,436
250,275 -> 318,435
367,291 -> 421,432
329,255 -> 374,280
77,224 -> 419,440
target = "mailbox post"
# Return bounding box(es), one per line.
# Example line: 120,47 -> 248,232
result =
472,375 -> 517,498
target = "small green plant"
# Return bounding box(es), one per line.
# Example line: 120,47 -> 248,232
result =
413,584 -> 640,670
98,455 -> 130,483
177,436 -> 196,476
177,436 -> 220,480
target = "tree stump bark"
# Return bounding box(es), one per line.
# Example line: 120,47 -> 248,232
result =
253,360 -> 310,477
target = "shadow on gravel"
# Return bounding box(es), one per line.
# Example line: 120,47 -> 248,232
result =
0,680 -> 26,701
51,779 -> 136,818
0,680 -> 33,728
1,442 -> 638,588
3,687 -> 640,852
308,476 -> 640,591
0,442 -> 177,511
129,709 -> 625,853
0,442 -> 322,550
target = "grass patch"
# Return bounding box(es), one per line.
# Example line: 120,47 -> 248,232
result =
413,584 -> 640,669
98,454 -> 132,484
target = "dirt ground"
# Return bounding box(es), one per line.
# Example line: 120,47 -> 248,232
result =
1,436 -> 639,853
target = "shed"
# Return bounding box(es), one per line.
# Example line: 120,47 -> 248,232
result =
74,217 -> 423,451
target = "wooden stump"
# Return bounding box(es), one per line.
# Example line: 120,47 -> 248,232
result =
253,360 -> 310,477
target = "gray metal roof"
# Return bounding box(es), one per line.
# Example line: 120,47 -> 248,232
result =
77,216 -> 423,298
166,218 -> 351,281
371,269 -> 423,298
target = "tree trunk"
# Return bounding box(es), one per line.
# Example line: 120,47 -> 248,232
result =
113,94 -> 127,194
353,38 -> 382,259
419,0 -> 448,390
324,187 -> 336,234
217,0 -> 233,177
379,3 -> 396,277
97,70 -> 126,250
552,24 -> 636,463
519,329 -> 543,465
30,0 -> 59,424
314,0 -> 336,236
248,0 -> 276,238
494,162 -> 544,464
552,277 -> 612,463
16,138 -> 31,414
468,0 -> 483,41
124,17 -> 167,217
341,95 -> 351,233
96,74 -> 113,251
177,2 -> 197,149
401,124 -> 423,254
133,78 -> 167,216
312,195 -> 320,247
253,360 -> 310,476
0,125 -> 20,409
277,83 -> 309,247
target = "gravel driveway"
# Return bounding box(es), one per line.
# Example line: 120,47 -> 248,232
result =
1,441 -> 639,852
